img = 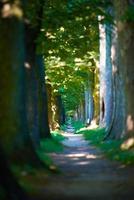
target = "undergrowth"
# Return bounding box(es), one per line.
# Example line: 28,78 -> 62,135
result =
11,131 -> 65,194
12,131 -> 64,176
37,130 -> 65,169
61,120 -> 84,132
78,127 -> 134,165
72,120 -> 85,131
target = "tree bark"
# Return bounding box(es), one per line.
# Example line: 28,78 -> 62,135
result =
99,16 -> 113,131
104,1 -> 134,139
0,0 -> 45,167
114,0 -> 134,137
36,55 -> 51,138
0,144 -> 29,200
85,88 -> 94,125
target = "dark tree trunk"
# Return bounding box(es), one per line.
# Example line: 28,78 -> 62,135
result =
55,95 -> 66,126
0,144 -> 29,200
24,24 -> 41,147
36,55 -> 51,138
0,1 -> 45,167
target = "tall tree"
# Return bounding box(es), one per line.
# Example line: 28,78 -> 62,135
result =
112,0 -> 134,138
43,0 -> 101,123
0,0 -> 50,168
99,13 -> 113,131
0,143 -> 29,200
24,0 -> 51,142
102,0 -> 134,140
0,0 -> 30,160
0,0 -> 40,199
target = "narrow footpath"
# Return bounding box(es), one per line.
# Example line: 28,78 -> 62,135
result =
32,124 -> 134,200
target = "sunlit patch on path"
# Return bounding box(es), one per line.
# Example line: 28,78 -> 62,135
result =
61,133 -> 89,147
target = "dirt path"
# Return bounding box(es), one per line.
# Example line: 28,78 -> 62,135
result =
32,132 -> 134,200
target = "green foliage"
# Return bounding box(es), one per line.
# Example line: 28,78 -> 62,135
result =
24,0 -> 112,116
72,120 -> 85,131
80,127 -> 134,165
42,0 -> 109,114
78,127 -> 105,141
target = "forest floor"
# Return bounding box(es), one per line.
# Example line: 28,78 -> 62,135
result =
29,124 -> 134,200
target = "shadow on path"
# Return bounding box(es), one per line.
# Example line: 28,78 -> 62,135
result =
32,131 -> 134,200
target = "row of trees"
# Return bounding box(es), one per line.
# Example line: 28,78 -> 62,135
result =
99,0 -> 134,141
0,0 -> 134,199
0,0 -> 51,199
0,0 -> 108,198
43,0 -> 108,127
44,0 -> 134,143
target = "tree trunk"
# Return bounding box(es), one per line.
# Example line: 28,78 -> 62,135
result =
107,19 -> 126,139
0,1 -> 28,156
24,24 -> 41,147
79,100 -> 85,123
85,88 -> 94,125
46,84 -> 54,130
99,16 -> 113,131
0,1 -> 45,167
104,1 -> 134,139
114,0 -> 134,137
36,55 -> 51,138
0,144 -> 29,200
55,94 -> 66,126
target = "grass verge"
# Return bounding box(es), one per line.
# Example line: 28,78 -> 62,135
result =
78,127 -> 134,165
72,120 -> 85,132
10,131 -> 65,196
37,130 -> 65,170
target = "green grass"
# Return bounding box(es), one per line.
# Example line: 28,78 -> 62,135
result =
39,131 -> 65,153
60,124 -> 66,131
37,130 -> 65,170
51,130 -> 66,142
79,127 -> 134,165
10,131 -> 65,195
100,140 -> 134,165
71,120 -> 85,132
83,127 -> 105,143
60,120 -> 84,132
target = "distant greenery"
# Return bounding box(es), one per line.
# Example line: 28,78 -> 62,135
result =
72,120 -> 85,132
60,119 -> 84,132
42,0 -> 109,114
78,127 -> 134,165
